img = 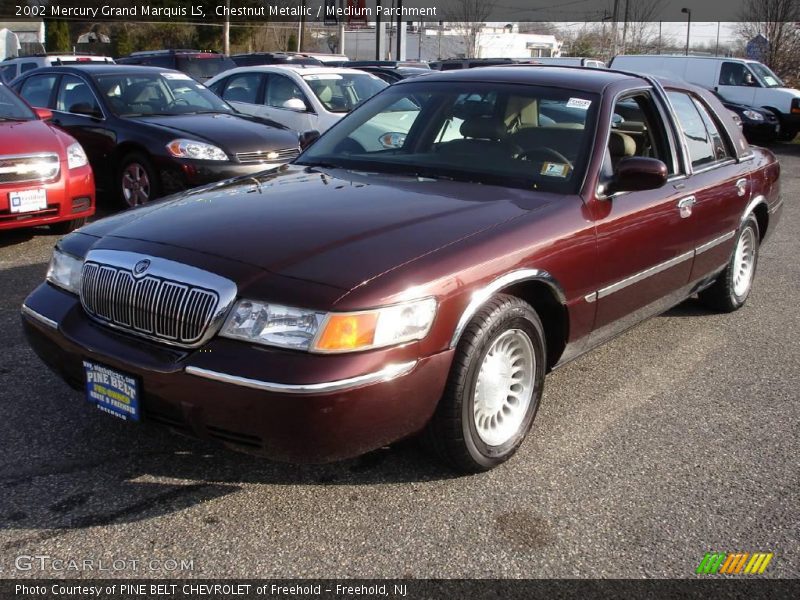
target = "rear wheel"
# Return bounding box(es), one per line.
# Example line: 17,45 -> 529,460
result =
425,294 -> 546,473
119,153 -> 159,208
698,214 -> 760,312
49,217 -> 86,235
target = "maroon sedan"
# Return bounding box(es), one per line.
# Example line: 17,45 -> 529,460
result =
21,67 -> 782,472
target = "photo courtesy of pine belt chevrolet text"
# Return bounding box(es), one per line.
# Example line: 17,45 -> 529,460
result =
20,66 -> 782,473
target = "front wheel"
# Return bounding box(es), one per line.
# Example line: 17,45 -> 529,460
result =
698,214 -> 760,312
424,294 -> 546,473
118,153 -> 160,208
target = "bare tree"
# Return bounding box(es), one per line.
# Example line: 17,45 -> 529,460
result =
444,0 -> 497,58
738,0 -> 800,80
622,0 -> 664,54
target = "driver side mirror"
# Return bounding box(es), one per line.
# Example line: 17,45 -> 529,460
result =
605,157 -> 668,195
282,98 -> 307,112
34,107 -> 52,121
299,129 -> 321,150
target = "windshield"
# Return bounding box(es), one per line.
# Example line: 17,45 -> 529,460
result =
94,72 -> 235,117
176,55 -> 237,81
0,83 -> 35,120
749,62 -> 783,88
302,72 -> 387,113
297,81 -> 599,193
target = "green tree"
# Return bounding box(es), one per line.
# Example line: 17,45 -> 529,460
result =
113,25 -> 134,58
46,21 -> 72,53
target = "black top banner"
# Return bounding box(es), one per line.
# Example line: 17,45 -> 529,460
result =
0,0 -> 795,23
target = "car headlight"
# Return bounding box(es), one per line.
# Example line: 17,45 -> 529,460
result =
166,139 -> 228,161
66,142 -> 88,169
46,248 -> 83,295
220,297 -> 437,353
742,109 -> 764,121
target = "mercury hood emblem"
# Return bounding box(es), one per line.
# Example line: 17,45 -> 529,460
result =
133,259 -> 151,276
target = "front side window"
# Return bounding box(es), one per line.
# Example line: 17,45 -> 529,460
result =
668,91 -> 731,168
719,62 -> 758,87
56,75 -> 102,116
297,81 -> 599,193
18,74 -> 57,108
20,62 -> 37,73
265,74 -> 309,110
302,72 -> 386,113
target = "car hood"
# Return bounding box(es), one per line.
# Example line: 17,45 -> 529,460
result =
130,113 -> 299,152
0,119 -> 66,155
80,166 -> 550,292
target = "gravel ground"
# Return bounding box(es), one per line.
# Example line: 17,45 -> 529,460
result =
0,145 -> 798,580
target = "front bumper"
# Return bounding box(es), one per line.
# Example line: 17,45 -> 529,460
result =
21,283 -> 453,463
154,157 -> 292,195
0,164 -> 95,231
742,119 -> 781,140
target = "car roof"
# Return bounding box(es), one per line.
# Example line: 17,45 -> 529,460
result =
212,65 -> 374,77
14,64 -> 187,77
399,65 -> 642,93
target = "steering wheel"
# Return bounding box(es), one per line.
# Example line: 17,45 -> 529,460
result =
517,146 -> 573,167
165,97 -> 191,109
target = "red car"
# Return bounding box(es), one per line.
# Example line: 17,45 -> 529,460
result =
21,67 -> 781,473
0,82 -> 94,233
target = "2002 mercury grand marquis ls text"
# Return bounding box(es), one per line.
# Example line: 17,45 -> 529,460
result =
22,67 -> 782,472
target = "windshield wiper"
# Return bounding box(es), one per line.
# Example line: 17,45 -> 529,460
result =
298,160 -> 343,170
0,117 -> 26,122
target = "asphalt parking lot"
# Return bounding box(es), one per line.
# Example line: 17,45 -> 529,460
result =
0,145 -> 798,580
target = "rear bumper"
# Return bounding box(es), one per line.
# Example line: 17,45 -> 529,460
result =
21,283 -> 453,463
0,164 -> 95,231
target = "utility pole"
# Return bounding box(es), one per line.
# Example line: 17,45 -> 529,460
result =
658,21 -> 662,54
610,0 -> 619,58
298,0 -> 306,52
715,21 -> 721,55
222,0 -> 230,55
337,0 -> 346,55
621,0 -> 629,55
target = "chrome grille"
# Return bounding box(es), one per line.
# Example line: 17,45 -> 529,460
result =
81,262 -> 219,346
0,153 -> 60,184
235,147 -> 299,164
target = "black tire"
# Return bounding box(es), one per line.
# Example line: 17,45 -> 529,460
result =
698,215 -> 760,313
118,152 -> 160,208
49,217 -> 86,235
424,294 -> 547,473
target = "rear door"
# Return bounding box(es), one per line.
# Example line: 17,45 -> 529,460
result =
665,89 -> 750,281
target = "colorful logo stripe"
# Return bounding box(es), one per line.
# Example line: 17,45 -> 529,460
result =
696,552 -> 773,575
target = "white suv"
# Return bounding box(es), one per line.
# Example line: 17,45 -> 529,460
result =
1,54 -> 114,83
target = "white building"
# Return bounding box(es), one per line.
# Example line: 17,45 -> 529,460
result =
318,22 -> 561,62
0,20 -> 44,58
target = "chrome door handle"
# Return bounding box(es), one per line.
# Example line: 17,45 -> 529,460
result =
736,178 -> 748,197
677,195 -> 696,218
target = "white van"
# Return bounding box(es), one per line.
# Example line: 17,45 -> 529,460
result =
534,57 -> 607,68
0,54 -> 114,83
610,55 -> 800,140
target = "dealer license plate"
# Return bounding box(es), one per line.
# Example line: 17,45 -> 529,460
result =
9,188 -> 47,213
83,361 -> 140,421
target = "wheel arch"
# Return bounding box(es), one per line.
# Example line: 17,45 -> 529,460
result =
449,269 -> 569,370
112,142 -> 153,168
742,194 -> 769,241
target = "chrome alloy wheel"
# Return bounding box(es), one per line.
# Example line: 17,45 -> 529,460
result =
122,162 -> 152,207
733,226 -> 757,297
473,328 -> 536,446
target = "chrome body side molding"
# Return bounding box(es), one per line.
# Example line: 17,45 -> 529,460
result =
21,304 -> 58,329
185,360 -> 417,395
